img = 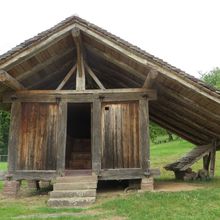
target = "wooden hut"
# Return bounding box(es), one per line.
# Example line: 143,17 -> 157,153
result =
0,16 -> 220,206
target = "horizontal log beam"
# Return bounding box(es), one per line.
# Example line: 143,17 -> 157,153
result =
0,70 -> 26,91
98,168 -> 159,180
3,88 -> 157,103
11,170 -> 57,181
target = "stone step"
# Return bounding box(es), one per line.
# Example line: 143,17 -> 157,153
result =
54,182 -> 97,190
56,175 -> 97,183
48,197 -> 95,207
50,189 -> 96,198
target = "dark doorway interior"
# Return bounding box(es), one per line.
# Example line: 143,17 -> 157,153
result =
66,103 -> 92,170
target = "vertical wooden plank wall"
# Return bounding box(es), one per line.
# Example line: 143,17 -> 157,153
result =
17,103 -> 59,170
56,102 -> 67,173
101,101 -> 140,169
8,102 -> 22,173
92,99 -> 102,173
139,98 -> 150,171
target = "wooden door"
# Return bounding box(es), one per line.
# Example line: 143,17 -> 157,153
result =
17,103 -> 59,170
101,102 -> 140,169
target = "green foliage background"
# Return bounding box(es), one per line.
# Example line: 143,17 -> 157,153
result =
0,111 -> 10,155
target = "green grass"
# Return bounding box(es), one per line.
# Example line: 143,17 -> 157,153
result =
1,139 -> 220,219
0,162 -> 7,171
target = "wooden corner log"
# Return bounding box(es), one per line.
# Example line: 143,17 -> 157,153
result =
71,27 -> 85,90
143,69 -> 158,88
0,70 -> 26,91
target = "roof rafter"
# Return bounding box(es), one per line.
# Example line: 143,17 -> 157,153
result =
0,70 -> 26,91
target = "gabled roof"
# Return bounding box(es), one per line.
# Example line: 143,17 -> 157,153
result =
1,15 -> 220,146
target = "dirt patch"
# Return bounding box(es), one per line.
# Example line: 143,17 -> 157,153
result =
154,181 -> 204,192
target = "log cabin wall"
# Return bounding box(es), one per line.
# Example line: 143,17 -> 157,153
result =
101,101 -> 140,169
16,103 -> 59,170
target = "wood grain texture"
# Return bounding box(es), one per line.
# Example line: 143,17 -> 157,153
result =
139,99 -> 150,170
8,102 -> 22,173
92,99 -> 102,172
56,102 -> 67,173
101,101 -> 140,169
17,103 -> 59,170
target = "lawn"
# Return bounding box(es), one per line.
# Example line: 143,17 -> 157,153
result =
0,162 -> 7,171
0,140 -> 220,220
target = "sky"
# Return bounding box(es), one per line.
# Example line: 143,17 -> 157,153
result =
0,0 -> 220,78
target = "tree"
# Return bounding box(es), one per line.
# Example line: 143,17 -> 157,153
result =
0,110 -> 10,155
200,67 -> 220,88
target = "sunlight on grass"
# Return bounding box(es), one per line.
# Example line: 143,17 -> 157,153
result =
1,139 -> 220,220
0,162 -> 7,171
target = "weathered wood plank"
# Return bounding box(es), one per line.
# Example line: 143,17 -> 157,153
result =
92,99 -> 102,173
12,170 -> 57,181
17,48 -> 74,81
72,28 -> 86,90
0,70 -> 26,90
17,103 -> 59,170
101,102 -> 140,169
139,99 -> 150,171
56,64 -> 77,90
143,69 -> 158,88
85,62 -> 105,89
56,102 -> 67,173
3,88 -> 157,103
8,102 -> 22,173
210,142 -> 216,178
98,168 -> 159,180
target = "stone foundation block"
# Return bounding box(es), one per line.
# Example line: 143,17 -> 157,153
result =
3,180 -> 20,197
39,180 -> 51,188
141,177 -> 154,191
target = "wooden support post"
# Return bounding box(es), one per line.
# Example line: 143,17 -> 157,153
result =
139,98 -> 150,172
203,154 -> 210,171
56,64 -> 77,90
210,142 -> 216,178
0,70 -> 26,90
142,69 -> 158,88
85,62 -> 105,89
92,98 -> 102,173
56,102 -> 67,175
8,102 -> 22,173
72,28 -> 86,90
